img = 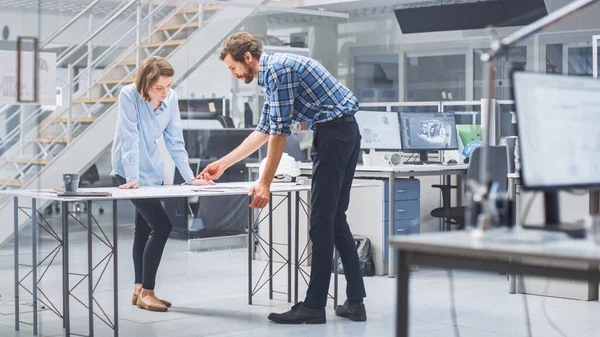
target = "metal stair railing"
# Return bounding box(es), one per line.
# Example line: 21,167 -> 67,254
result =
0,0 -> 138,151
0,0 -> 178,157
0,1 -> 222,191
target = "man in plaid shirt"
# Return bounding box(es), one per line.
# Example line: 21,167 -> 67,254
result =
199,32 -> 367,324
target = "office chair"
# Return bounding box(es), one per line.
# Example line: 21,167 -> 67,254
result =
503,136 -> 517,174
430,145 -> 508,230
258,133 -> 304,162
502,136 -> 518,226
216,115 -> 235,128
244,103 -> 255,128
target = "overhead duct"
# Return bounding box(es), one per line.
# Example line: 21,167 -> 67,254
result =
394,0 -> 548,34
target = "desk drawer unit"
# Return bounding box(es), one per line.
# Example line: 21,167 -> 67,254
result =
384,179 -> 420,201
383,179 -> 420,260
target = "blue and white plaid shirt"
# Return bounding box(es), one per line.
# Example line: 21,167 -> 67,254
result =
256,53 -> 359,136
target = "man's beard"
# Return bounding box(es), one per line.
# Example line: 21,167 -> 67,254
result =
242,63 -> 254,84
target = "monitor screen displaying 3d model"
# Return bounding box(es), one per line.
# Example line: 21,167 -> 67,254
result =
399,112 -> 459,162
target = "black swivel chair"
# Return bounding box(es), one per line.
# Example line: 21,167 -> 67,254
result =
503,137 -> 518,225
216,115 -> 235,128
430,145 -> 509,230
503,137 -> 517,174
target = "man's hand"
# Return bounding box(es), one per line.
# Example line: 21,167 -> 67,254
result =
249,183 -> 270,209
119,181 -> 139,189
190,178 -> 215,186
198,160 -> 228,181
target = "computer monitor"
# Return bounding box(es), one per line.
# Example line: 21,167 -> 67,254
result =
399,112 -> 459,163
513,72 -> 600,190
513,72 -> 600,226
354,110 -> 402,151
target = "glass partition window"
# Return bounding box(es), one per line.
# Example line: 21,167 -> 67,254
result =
544,43 -> 600,77
442,104 -> 481,125
546,43 -> 563,74
568,45 -> 596,77
357,105 -> 387,112
354,54 -> 399,103
392,105 -> 440,113
406,54 -> 466,102
473,46 -> 526,100
498,103 -> 517,138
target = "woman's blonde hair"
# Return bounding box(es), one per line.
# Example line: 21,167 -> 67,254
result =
135,56 -> 174,101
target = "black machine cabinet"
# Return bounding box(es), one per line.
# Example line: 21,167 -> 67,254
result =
165,128 -> 259,239
165,163 -> 251,239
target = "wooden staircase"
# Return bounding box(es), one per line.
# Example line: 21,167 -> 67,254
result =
69,3 -> 221,109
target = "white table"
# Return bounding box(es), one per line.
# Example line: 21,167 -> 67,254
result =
248,162 -> 468,179
390,229 -> 600,337
247,162 -> 469,277
3,181 -> 375,337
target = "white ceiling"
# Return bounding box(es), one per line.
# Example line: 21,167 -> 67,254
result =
0,0 -> 584,28
0,0 -> 579,16
273,0 -> 491,12
271,0 -> 576,17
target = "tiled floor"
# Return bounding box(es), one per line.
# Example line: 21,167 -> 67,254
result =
1,200 -> 600,336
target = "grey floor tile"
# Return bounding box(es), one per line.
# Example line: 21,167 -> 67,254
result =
3,206 -> 600,337
458,306 -> 600,337
575,329 -> 600,337
411,326 -> 525,337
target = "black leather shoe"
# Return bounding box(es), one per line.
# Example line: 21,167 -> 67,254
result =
268,302 -> 326,324
335,300 -> 367,322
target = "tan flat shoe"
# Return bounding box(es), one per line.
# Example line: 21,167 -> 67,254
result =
132,293 -> 172,307
136,295 -> 168,312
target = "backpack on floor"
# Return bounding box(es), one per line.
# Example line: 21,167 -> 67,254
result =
332,235 -> 375,277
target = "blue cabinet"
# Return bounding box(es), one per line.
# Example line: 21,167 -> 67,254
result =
383,179 -> 420,201
383,179 -> 420,260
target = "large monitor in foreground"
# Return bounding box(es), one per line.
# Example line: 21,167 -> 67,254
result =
513,72 -> 600,190
513,71 -> 600,227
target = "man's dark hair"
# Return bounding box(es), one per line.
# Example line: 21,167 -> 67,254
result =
219,32 -> 262,62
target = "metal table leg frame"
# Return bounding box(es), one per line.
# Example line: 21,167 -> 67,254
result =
294,196 -> 338,309
14,197 -> 19,332
112,200 -> 119,337
248,194 -> 292,304
14,199 -> 65,334
269,195 -> 273,300
389,172 -> 396,277
287,192 -> 292,303
32,199 -> 37,336
396,251 -> 410,337
65,201 -> 118,335
62,201 -> 70,335
443,175 -> 452,231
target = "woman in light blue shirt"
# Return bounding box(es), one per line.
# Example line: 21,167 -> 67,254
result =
111,56 -> 212,312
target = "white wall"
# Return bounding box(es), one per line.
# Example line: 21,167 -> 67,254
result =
174,53 -> 232,99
